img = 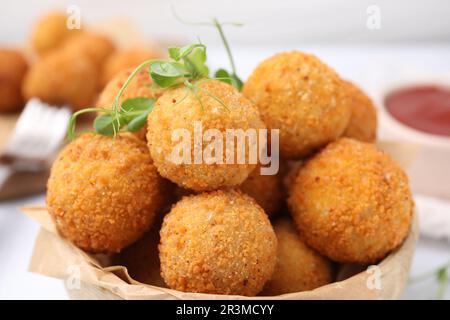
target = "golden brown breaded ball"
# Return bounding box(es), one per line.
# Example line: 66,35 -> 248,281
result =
159,190 -> 277,295
262,218 -> 333,295
243,51 -> 351,159
22,49 -> 98,110
96,67 -> 159,108
31,11 -> 81,56
147,80 -> 266,191
239,166 -> 283,216
289,138 -> 413,264
46,133 -> 167,253
281,160 -> 303,196
100,48 -> 160,87
112,227 -> 166,287
60,32 -> 115,68
343,80 -> 378,142
96,67 -> 161,140
0,49 -> 28,112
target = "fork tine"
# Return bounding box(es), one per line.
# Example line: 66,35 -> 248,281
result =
3,98 -> 71,163
5,101 -> 39,154
41,107 -> 71,156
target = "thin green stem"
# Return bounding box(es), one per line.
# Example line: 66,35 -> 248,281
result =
436,266 -> 449,299
68,107 -> 112,140
199,86 -> 230,112
437,280 -> 448,300
113,59 -> 159,112
185,80 -> 204,111
196,77 -> 235,85
213,18 -> 237,76
171,87 -> 190,108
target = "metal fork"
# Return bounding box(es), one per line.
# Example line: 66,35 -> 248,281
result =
0,98 -> 71,189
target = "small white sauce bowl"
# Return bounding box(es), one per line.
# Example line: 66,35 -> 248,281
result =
374,72 -> 450,200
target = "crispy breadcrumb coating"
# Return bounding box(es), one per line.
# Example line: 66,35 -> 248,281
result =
239,167 -> 283,216
147,80 -> 266,191
243,51 -> 351,159
289,138 -> 413,263
159,190 -> 277,295
46,133 -> 167,253
22,49 -> 98,110
0,49 -> 28,112
96,67 -> 160,108
262,218 -> 333,295
343,80 -> 377,142
281,160 -> 303,196
31,11 -> 81,56
100,48 -> 160,87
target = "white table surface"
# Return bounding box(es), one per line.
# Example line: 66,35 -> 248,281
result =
1,45 -> 449,299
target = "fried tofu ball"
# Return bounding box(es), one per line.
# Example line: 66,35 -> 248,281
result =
100,48 -> 160,87
31,11 -> 81,56
343,80 -> 378,142
22,49 -> 98,110
243,51 -> 351,159
159,190 -> 277,295
289,138 -> 413,264
147,80 -> 266,191
60,32 -> 115,68
262,218 -> 333,295
0,49 -> 28,112
239,166 -> 283,216
112,227 -> 166,287
46,133 -> 167,253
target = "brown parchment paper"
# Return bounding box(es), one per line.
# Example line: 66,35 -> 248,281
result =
21,141 -> 419,300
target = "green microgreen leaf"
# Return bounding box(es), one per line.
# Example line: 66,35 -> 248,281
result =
150,61 -> 187,88
214,69 -> 231,82
214,69 -> 243,91
93,114 -> 123,136
122,97 -> 155,132
67,22 -> 239,138
186,47 -> 209,78
171,12 -> 243,90
127,109 -> 151,132
168,44 -> 205,61
121,97 -> 156,112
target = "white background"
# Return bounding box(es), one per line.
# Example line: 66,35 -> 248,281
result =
1,0 -> 450,46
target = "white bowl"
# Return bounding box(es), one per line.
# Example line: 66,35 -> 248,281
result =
373,71 -> 450,200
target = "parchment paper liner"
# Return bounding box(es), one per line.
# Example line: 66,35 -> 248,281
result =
22,205 -> 418,300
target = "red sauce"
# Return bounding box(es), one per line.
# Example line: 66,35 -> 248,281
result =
385,85 -> 450,137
